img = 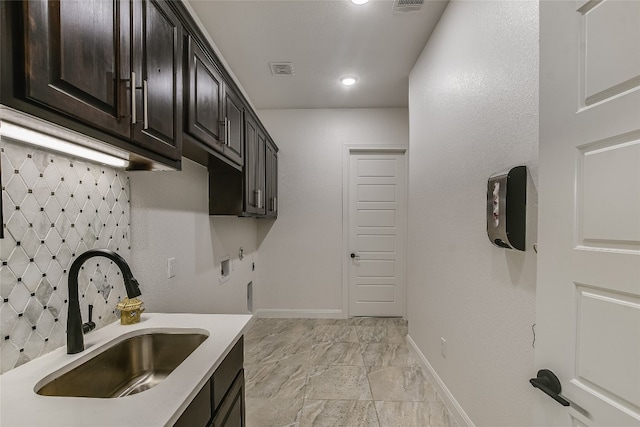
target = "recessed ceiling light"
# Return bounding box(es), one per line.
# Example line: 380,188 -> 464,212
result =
351,0 -> 370,4
340,76 -> 358,86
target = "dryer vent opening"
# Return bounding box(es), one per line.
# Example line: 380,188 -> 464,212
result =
247,281 -> 253,313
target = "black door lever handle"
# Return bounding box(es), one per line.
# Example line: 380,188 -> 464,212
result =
530,369 -> 570,407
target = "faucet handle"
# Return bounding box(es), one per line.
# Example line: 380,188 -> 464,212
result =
82,304 -> 96,334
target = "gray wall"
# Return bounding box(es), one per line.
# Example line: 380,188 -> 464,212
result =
407,1 -> 539,425
256,108 -> 408,316
129,158 -> 256,315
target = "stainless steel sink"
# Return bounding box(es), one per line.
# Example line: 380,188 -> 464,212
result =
37,332 -> 208,398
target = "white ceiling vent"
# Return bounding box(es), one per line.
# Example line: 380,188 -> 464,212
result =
393,0 -> 424,13
269,62 -> 294,76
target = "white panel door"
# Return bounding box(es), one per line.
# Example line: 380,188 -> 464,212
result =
535,1 -> 640,426
348,152 -> 406,317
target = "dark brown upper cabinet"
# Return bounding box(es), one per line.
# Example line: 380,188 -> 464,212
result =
209,112 -> 277,219
21,0 -> 132,139
185,36 -> 224,152
221,85 -> 244,166
131,0 -> 183,162
265,138 -> 278,218
244,113 -> 266,216
2,0 -> 182,169
185,36 -> 244,169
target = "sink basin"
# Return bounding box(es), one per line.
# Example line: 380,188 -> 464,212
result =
36,332 -> 208,398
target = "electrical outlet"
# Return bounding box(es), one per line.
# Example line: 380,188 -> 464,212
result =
167,257 -> 176,279
440,337 -> 447,358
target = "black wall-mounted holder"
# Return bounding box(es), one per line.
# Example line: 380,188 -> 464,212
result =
487,166 -> 527,251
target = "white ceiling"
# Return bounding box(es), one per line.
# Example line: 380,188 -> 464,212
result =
186,0 -> 449,110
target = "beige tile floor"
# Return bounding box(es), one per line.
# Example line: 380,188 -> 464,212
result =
243,318 -> 459,427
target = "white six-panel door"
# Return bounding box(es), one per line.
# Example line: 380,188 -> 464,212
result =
348,151 -> 406,317
536,1 -> 640,425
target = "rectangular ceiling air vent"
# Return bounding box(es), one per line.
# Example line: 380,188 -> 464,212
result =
393,0 -> 424,13
269,62 -> 294,76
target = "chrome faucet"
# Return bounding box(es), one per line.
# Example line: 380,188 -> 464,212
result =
67,249 -> 142,354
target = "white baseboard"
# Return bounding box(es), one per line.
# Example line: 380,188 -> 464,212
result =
255,309 -> 344,319
406,335 -> 475,427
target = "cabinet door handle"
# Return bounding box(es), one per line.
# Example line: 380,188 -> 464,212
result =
142,79 -> 148,130
219,120 -> 226,144
255,189 -> 262,209
219,118 -> 230,146
130,72 -> 136,125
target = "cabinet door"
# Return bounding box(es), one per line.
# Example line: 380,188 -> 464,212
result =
265,140 -> 278,218
222,86 -> 244,166
243,115 -> 265,216
212,336 -> 244,409
23,0 -> 131,138
211,371 -> 245,427
244,117 -> 258,215
186,36 -> 224,154
174,379 -> 212,427
255,130 -> 266,215
132,0 -> 182,162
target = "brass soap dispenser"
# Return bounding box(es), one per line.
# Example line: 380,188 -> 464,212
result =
117,297 -> 145,325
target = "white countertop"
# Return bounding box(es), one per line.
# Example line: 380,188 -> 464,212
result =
0,313 -> 254,427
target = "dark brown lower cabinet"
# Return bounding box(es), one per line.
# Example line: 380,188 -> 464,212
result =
211,371 -> 245,427
174,380 -> 213,427
174,337 -> 244,427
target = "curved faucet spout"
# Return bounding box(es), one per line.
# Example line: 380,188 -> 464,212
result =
67,249 -> 142,354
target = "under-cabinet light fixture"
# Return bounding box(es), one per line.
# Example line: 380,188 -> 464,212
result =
351,0 -> 370,4
0,121 -> 129,168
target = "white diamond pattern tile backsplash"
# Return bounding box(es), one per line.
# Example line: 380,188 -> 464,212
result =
1,139 -> 131,373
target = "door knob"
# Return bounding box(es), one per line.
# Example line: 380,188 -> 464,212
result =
529,369 -> 570,407
350,253 -> 360,259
